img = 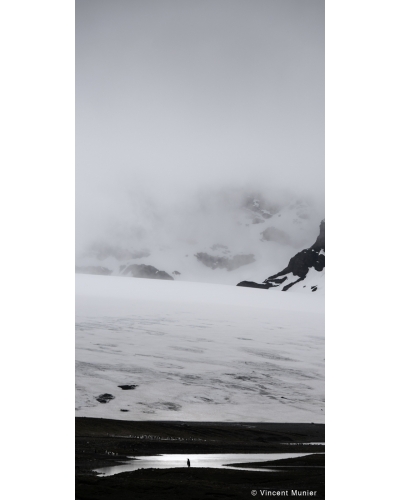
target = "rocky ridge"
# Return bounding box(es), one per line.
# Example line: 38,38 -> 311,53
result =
237,220 -> 325,292
75,191 -> 323,285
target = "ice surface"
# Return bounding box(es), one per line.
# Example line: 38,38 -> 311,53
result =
76,274 -> 324,422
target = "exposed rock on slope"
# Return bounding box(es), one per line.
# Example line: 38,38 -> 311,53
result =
260,227 -> 291,245
195,252 -> 255,271
75,190 -> 323,285
238,220 -> 325,292
243,195 -> 279,219
122,264 -> 174,280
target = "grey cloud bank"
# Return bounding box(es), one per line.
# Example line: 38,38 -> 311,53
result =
76,0 -> 324,257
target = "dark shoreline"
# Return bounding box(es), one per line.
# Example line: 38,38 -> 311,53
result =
76,417 -> 325,499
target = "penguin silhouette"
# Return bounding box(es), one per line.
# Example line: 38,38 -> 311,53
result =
187,458 -> 191,467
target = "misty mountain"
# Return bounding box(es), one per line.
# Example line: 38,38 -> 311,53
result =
75,189 -> 324,287
237,220 -> 325,293
76,0 -> 324,289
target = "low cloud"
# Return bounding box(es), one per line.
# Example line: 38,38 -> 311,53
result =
76,0 -> 324,255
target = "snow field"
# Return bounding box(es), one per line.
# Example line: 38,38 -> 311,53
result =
76,274 -> 324,422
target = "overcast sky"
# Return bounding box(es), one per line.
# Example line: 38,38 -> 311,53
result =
76,0 -> 324,249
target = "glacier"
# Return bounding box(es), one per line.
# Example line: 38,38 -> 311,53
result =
76,274 -> 324,423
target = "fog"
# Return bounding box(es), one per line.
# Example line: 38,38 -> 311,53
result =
76,0 -> 324,263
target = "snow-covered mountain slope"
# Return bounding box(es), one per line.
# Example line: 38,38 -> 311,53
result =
75,190 -> 324,286
76,274 -> 324,422
238,220 -> 325,294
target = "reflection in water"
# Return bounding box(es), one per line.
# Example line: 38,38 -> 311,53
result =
95,452 -> 312,476
282,442 -> 325,445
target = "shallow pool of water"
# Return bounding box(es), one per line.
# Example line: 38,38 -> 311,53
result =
282,442 -> 325,445
95,452 -> 312,476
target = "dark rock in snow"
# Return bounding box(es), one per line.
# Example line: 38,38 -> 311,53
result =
195,252 -> 255,271
266,220 -> 324,281
243,194 -> 280,219
260,227 -> 291,245
118,385 -> 138,390
235,281 -> 274,289
237,275 -> 289,289
96,394 -> 115,404
313,219 -> 325,250
281,277 -> 305,291
237,220 -> 325,292
268,277 -> 288,284
172,271 -> 181,275
122,264 -> 174,280
75,266 -> 112,276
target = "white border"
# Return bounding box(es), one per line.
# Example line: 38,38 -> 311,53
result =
2,0 -> 399,498
326,0 -> 399,498
1,1 -> 74,499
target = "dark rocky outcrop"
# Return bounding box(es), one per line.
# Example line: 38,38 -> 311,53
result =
75,266 -> 112,276
118,385 -> 137,390
313,219 -> 325,250
266,220 -> 325,280
237,220 -> 325,291
260,227 -> 291,245
96,394 -> 115,404
195,253 -> 255,271
243,195 -> 280,219
235,281 -> 274,289
122,264 -> 174,280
